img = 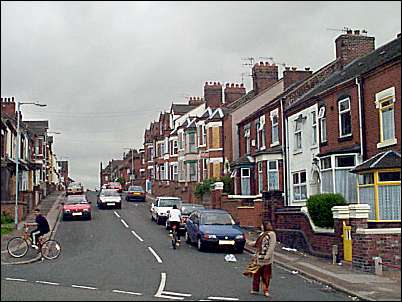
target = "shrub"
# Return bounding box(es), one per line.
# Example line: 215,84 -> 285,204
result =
307,193 -> 346,228
220,175 -> 234,195
194,178 -> 216,199
1,212 -> 14,224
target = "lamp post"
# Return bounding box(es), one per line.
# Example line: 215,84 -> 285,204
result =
15,101 -> 46,229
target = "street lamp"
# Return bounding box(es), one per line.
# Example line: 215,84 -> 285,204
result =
123,148 -> 135,186
15,101 -> 47,229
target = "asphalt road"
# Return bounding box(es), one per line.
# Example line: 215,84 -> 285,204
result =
1,191 -> 353,301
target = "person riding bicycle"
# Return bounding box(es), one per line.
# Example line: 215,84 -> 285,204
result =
168,205 -> 182,244
25,208 -> 50,250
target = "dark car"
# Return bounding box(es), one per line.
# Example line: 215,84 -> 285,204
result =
165,203 -> 205,234
62,194 -> 91,220
185,209 -> 245,253
126,185 -> 146,202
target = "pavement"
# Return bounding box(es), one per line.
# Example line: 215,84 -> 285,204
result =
1,191 -> 65,265
243,227 -> 401,301
147,193 -> 401,301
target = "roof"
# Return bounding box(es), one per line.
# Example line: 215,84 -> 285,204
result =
350,150 -> 401,173
171,104 -> 198,115
295,36 -> 401,107
224,90 -> 256,112
24,120 -> 49,135
231,155 -> 255,168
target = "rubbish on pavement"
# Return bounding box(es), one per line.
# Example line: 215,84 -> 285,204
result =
291,270 -> 299,274
282,247 -> 298,252
224,254 -> 237,262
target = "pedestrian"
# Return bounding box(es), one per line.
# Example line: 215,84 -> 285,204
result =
245,221 -> 276,297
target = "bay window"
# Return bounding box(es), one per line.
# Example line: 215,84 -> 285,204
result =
257,162 -> 263,193
241,168 -> 251,195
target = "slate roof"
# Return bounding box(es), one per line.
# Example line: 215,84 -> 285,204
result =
171,104 -> 198,115
350,150 -> 401,173
293,36 -> 401,108
224,90 -> 256,112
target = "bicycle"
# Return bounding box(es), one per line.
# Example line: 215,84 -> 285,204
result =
171,223 -> 179,250
7,224 -> 61,260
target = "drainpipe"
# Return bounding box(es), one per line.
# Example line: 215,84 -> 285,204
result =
355,77 -> 365,160
281,98 -> 289,206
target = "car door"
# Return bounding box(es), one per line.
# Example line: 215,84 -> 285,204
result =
188,212 -> 199,242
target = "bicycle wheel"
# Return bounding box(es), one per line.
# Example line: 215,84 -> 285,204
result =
7,237 -> 29,258
41,240 -> 61,260
172,231 -> 177,250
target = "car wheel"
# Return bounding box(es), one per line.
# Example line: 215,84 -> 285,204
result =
185,232 -> 191,244
151,214 -> 154,221
156,216 -> 162,225
197,238 -> 205,251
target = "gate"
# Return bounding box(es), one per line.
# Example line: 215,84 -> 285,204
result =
342,221 -> 352,262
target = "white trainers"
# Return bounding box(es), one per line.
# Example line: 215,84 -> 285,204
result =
31,245 -> 39,250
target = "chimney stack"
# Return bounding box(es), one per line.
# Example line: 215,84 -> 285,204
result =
252,62 -> 278,95
335,29 -> 375,66
224,83 -> 246,105
283,67 -> 313,90
188,96 -> 204,106
1,96 -> 17,117
204,81 -> 223,109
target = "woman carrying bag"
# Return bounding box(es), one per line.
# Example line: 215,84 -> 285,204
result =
244,221 -> 276,297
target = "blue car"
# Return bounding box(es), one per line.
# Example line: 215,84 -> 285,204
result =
185,209 -> 246,253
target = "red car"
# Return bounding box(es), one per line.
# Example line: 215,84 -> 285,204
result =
62,195 -> 91,220
107,182 -> 122,193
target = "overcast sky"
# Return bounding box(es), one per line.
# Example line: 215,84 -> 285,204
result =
2,1 -> 401,189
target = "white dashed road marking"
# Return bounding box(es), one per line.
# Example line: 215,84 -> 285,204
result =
208,297 -> 239,301
35,280 -> 60,286
112,289 -> 142,296
120,219 -> 129,228
71,284 -> 98,290
148,246 -> 163,263
155,272 -> 191,300
114,211 -> 120,218
5,278 -> 27,282
131,230 -> 144,242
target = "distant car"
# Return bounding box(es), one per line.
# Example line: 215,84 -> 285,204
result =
107,182 -> 123,193
126,185 -> 146,202
150,197 -> 181,225
165,203 -> 205,234
185,209 -> 245,253
97,189 -> 122,209
67,182 -> 84,195
62,194 -> 91,220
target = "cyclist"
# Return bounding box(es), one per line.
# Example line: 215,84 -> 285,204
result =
25,208 -> 50,250
168,205 -> 182,244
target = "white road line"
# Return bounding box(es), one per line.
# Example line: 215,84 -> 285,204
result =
5,278 -> 27,282
131,230 -> 144,242
162,291 -> 191,297
208,297 -> 239,301
112,289 -> 142,296
71,284 -> 98,290
158,294 -> 184,300
114,211 -> 120,218
148,247 -> 163,263
120,219 -> 129,228
35,281 -> 60,286
155,272 -> 166,296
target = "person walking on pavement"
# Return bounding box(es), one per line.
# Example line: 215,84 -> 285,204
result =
25,208 -> 50,249
246,221 -> 277,297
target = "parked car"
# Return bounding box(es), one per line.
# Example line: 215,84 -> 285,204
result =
165,203 -> 205,234
150,197 -> 181,225
62,194 -> 91,220
97,189 -> 122,209
67,182 -> 84,195
185,209 -> 245,253
107,182 -> 122,193
126,185 -> 146,202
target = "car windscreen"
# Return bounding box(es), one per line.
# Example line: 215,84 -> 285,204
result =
129,186 -> 144,192
181,205 -> 204,215
158,199 -> 180,207
65,197 -> 87,204
201,213 -> 235,225
100,190 -> 120,197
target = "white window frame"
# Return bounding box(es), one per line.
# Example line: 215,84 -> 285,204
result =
172,164 -> 178,181
257,161 -> 263,193
244,124 -> 251,155
267,160 -> 279,191
311,110 -> 317,147
338,97 -> 352,138
294,118 -> 302,152
241,168 -> 251,195
318,107 -> 327,143
202,158 -> 208,180
375,88 -> 397,148
293,170 -> 307,201
270,110 -> 279,146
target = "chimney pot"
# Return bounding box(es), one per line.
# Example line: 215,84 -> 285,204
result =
218,82 -> 221,85
226,83 -> 229,87
265,62 -> 269,66
347,29 -> 353,34
285,66 -> 290,71
259,61 -> 264,65
235,84 -> 239,87
240,83 -> 244,87
397,33 -> 401,38
305,67 -> 310,71
354,30 -> 360,35
12,97 -> 14,102
291,67 -> 297,71
231,83 -> 234,87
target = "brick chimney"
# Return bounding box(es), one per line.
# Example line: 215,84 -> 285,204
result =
224,83 -> 246,105
335,30 -> 375,66
283,67 -> 313,90
1,97 -> 16,117
188,96 -> 204,106
204,82 -> 223,108
252,62 -> 279,95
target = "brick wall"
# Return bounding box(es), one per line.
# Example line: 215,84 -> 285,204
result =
219,195 -> 263,228
151,180 -> 200,203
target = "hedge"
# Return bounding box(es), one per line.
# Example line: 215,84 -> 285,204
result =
306,193 -> 347,228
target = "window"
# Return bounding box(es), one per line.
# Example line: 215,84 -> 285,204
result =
256,116 -> 266,150
271,111 -> 279,145
256,119 -> 260,149
244,124 -> 251,154
294,118 -> 302,152
379,97 -> 396,143
202,158 -> 208,180
318,107 -> 327,143
257,162 -> 263,193
293,171 -> 307,201
320,157 -> 333,193
311,111 -> 317,146
379,171 -> 400,182
267,160 -> 279,191
336,155 -> 355,167
202,125 -> 206,146
171,140 -> 178,155
241,168 -> 251,195
338,98 -> 352,137
188,161 -> 197,181
172,165 -> 178,181
188,132 -> 196,153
